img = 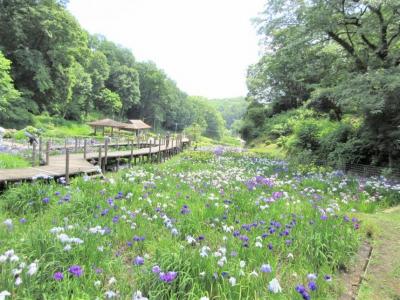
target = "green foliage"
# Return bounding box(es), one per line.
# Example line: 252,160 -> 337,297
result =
98,88 -> 122,115
0,1 -> 198,135
185,96 -> 226,140
242,0 -> 400,167
207,97 -> 247,129
294,121 -> 320,151
0,153 -> 30,169
32,115 -> 92,138
0,51 -> 32,128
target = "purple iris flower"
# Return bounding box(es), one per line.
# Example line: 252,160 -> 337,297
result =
295,285 -> 311,300
42,197 -> 50,204
159,271 -> 177,283
180,205 -> 190,215
53,272 -> 64,281
68,265 -> 83,277
214,147 -> 224,156
134,256 -> 144,266
152,265 -> 161,274
308,281 -> 317,291
295,285 -> 306,294
260,264 -> 272,273
239,235 -> 249,242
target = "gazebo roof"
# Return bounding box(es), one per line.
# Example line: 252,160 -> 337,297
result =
88,118 -> 151,131
87,118 -> 126,128
128,120 -> 152,130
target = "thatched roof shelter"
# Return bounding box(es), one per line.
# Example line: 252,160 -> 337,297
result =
88,118 -> 151,136
88,118 -> 128,136
128,120 -> 152,130
88,118 -> 125,128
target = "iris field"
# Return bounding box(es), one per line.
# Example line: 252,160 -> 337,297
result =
0,150 -> 399,299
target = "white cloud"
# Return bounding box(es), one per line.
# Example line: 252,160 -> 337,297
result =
68,0 -> 265,98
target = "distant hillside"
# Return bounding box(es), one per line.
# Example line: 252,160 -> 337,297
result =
207,97 -> 247,129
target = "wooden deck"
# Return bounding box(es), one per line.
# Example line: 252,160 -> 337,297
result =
0,140 -> 188,184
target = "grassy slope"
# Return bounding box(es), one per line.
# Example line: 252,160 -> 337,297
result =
0,153 -> 30,169
357,206 -> 400,299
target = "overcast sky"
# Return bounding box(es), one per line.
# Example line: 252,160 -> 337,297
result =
67,0 -> 265,99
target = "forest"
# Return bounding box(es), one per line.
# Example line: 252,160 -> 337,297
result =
0,0 -> 244,141
241,0 -> 400,168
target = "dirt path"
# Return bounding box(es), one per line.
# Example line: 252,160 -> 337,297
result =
355,206 -> 400,299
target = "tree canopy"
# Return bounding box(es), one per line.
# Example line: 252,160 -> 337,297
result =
0,0 -> 228,139
242,0 -> 400,167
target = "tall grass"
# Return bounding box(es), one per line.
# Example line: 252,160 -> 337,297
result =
0,153 -> 30,169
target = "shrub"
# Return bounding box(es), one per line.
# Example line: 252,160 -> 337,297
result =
295,121 -> 320,151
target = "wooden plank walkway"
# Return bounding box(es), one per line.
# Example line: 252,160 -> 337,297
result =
0,141 -> 188,184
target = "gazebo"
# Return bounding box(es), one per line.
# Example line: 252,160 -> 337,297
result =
127,120 -> 152,136
87,118 -> 151,136
87,118 -> 127,136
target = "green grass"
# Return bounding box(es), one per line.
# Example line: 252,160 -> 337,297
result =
248,144 -> 286,159
0,153 -> 30,169
34,115 -> 93,138
12,115 -> 94,140
194,135 -> 242,147
357,207 -> 400,299
0,151 -> 398,299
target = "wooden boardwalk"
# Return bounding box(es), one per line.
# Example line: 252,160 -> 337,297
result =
0,139 -> 188,184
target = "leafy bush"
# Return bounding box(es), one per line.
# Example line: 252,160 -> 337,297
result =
294,121 -> 320,151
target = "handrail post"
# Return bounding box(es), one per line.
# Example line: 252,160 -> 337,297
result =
98,145 -> 102,172
130,139 -> 134,163
148,142 -> 152,163
65,149 -> 70,185
46,141 -> 50,165
38,137 -> 42,165
83,139 -> 87,160
104,138 -> 109,166
32,142 -> 37,167
158,135 -> 161,163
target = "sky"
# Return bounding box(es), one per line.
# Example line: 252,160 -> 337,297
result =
67,0 -> 265,99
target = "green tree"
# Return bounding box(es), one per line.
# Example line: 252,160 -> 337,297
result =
98,88 -> 122,115
243,0 -> 400,166
0,51 -> 31,128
